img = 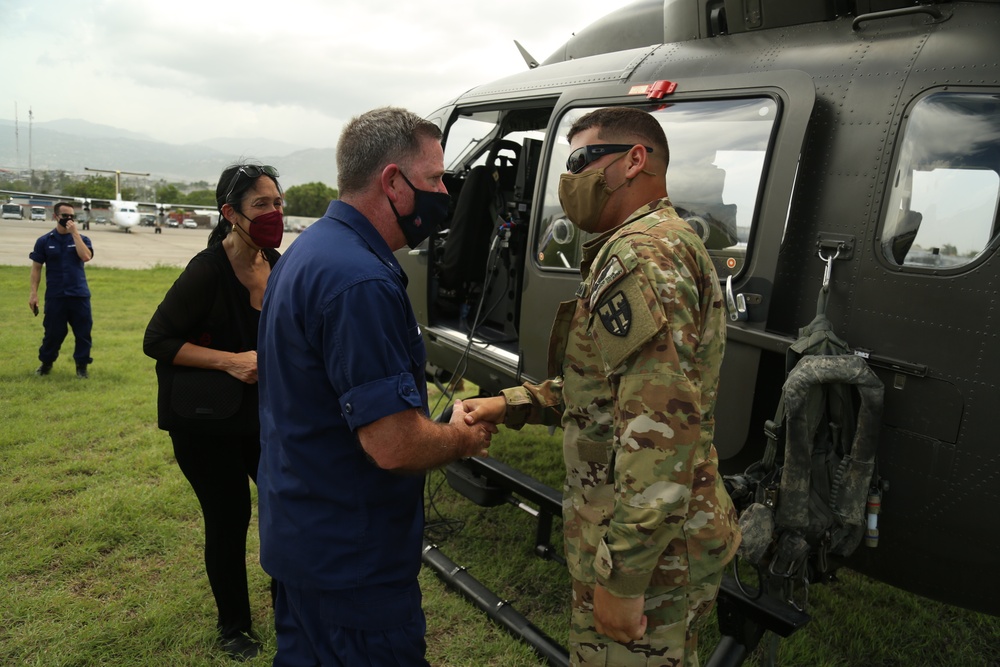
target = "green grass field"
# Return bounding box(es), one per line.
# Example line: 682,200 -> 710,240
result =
1,265 -> 997,666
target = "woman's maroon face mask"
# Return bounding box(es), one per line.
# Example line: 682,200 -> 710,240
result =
247,209 -> 284,248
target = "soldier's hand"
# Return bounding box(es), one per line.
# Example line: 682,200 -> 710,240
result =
29,295 -> 39,315
451,399 -> 497,458
593,584 -> 647,644
65,218 -> 79,234
462,396 -> 507,427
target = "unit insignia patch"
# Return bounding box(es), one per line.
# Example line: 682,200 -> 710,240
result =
598,290 -> 631,337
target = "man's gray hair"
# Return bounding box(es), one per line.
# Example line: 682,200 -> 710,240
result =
336,107 -> 443,196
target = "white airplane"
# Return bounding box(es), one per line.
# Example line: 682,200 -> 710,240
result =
90,197 -> 142,231
0,167 -> 189,233
84,168 -> 144,232
0,189 -> 145,232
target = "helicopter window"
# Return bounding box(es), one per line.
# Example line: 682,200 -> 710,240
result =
536,98 -> 777,277
881,92 -> 1000,270
443,115 -> 500,172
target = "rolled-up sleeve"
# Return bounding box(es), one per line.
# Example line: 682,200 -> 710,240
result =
320,277 -> 424,431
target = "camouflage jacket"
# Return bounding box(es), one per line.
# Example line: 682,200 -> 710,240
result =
501,198 -> 740,597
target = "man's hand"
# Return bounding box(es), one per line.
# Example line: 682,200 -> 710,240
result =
593,584 -> 647,644
451,399 -> 497,458
64,219 -> 93,261
29,294 -> 39,315
461,396 -> 507,427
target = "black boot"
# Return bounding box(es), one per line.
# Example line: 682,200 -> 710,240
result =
76,363 -> 89,379
219,631 -> 261,662
35,362 -> 53,376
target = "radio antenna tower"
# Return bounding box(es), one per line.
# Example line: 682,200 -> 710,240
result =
14,102 -> 19,170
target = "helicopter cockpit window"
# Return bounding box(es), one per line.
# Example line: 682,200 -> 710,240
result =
880,92 -> 1000,270
536,99 -> 777,278
443,115 -> 500,172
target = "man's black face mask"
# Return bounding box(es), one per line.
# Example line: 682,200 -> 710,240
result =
387,171 -> 450,249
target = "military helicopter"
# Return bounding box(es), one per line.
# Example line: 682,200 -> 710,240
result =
399,0 -> 1000,662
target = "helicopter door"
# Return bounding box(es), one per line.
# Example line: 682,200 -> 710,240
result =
530,71 -> 816,458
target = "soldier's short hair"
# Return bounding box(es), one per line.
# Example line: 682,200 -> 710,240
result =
337,107 -> 443,196
567,107 -> 670,170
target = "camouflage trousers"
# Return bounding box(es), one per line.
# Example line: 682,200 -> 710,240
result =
569,570 -> 723,667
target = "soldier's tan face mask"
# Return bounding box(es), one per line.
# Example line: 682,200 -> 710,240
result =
559,150 -> 661,233
557,153 -> 628,234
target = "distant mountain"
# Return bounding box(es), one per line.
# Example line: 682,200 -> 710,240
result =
32,119 -> 156,142
0,119 -> 337,189
193,137 -> 308,157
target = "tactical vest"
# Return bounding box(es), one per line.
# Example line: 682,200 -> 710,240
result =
735,290 -> 884,579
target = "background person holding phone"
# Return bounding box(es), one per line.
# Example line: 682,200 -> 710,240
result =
28,201 -> 94,378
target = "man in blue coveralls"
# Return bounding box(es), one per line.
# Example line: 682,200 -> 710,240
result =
257,106 -> 497,666
29,201 -> 94,378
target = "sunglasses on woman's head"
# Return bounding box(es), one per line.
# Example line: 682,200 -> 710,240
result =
224,165 -> 280,203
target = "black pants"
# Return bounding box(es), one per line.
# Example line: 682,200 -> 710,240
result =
170,430 -> 261,639
38,297 -> 92,365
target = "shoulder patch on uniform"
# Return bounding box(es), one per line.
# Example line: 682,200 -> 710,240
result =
590,272 -> 665,372
590,255 -> 627,311
597,290 -> 631,337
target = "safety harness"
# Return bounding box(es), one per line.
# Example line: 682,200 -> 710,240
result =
733,266 -> 885,608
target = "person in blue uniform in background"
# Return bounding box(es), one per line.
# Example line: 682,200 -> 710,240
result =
29,201 -> 94,378
257,106 -> 496,667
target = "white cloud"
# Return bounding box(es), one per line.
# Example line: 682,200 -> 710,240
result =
2,0 -> 636,149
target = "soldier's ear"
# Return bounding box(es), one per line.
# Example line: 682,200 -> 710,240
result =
625,146 -> 651,179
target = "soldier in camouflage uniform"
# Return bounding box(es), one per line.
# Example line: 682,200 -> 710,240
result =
463,107 -> 740,666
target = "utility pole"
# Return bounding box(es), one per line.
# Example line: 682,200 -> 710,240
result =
28,107 -> 33,183
14,102 -> 19,171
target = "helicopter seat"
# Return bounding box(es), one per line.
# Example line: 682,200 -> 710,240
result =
438,142 -> 519,297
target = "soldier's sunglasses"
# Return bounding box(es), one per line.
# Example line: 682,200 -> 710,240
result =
58,214 -> 76,221
566,144 -> 653,174
223,165 -> 280,203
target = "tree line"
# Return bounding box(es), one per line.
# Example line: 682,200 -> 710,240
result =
3,173 -> 339,218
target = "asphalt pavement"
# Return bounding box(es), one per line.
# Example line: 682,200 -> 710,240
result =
0,219 -> 301,269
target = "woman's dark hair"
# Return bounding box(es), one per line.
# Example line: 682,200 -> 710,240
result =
207,161 -> 283,247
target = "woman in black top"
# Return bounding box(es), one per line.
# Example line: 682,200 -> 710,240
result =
144,162 -> 284,661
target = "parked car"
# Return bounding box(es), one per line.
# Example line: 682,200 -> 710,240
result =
140,215 -> 157,227
167,219 -> 179,228
182,219 -> 198,229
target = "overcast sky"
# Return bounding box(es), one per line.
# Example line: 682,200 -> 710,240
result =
3,0 -> 637,150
